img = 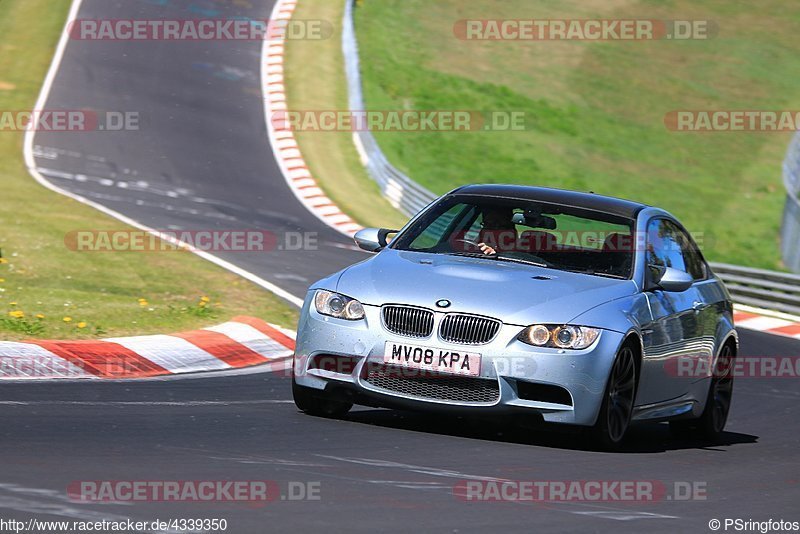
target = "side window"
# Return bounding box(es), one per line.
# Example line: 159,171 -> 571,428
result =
673,225 -> 707,280
646,219 -> 687,275
646,219 -> 707,282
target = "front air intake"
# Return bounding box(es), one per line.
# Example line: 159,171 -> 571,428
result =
439,313 -> 501,345
382,305 -> 435,338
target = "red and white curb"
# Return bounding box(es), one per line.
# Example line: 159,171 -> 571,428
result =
734,305 -> 800,341
262,0 -> 364,238
0,316 -> 295,380
1,305 -> 796,381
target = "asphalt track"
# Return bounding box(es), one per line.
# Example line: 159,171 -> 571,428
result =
16,0 -> 800,532
31,0 -> 364,298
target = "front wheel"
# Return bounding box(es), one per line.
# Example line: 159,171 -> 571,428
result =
292,375 -> 353,418
588,342 -> 637,450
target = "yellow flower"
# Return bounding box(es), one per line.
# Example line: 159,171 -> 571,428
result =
198,301 -> 207,308
8,311 -> 24,319
36,314 -> 45,319
0,258 -> 7,264
200,296 -> 210,303
0,278 -> 5,283
9,302 -> 17,306
77,322 -> 87,329
139,300 -> 148,307
63,317 -> 72,323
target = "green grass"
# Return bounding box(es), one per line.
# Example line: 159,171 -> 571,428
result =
283,0 -> 408,230
0,0 -> 298,340
350,0 -> 798,269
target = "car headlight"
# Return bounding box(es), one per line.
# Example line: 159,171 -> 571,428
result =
518,324 -> 601,350
314,290 -> 365,320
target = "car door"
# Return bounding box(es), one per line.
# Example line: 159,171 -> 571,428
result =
637,218 -> 707,405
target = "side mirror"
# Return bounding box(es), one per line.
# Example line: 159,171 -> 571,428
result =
651,265 -> 694,293
354,228 -> 398,253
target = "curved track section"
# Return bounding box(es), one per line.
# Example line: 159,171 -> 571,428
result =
13,0 -> 800,532
29,0 -> 364,299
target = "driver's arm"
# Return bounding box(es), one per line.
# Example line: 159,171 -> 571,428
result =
478,243 -> 496,255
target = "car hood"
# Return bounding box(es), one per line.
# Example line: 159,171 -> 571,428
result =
333,249 -> 638,326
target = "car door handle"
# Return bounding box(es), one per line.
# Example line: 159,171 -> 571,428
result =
692,301 -> 708,312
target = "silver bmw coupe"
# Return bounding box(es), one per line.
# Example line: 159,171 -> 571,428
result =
292,185 -> 737,449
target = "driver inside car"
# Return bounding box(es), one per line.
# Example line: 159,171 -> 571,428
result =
476,207 -> 518,255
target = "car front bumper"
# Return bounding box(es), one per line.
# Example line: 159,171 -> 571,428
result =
293,292 -> 626,426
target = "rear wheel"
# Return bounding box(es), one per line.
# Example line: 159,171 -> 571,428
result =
589,342 -> 637,450
292,375 -> 353,418
670,343 -> 734,441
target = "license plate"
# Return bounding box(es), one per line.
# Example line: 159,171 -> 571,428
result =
384,341 -> 481,377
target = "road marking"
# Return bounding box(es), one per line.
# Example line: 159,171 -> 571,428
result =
316,455 -> 510,482
22,0 -> 304,309
571,510 -> 679,521
261,0 -> 365,239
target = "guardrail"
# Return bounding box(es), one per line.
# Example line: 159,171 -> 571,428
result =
781,132 -> 800,273
341,0 -> 799,317
342,0 -> 437,217
710,263 -> 800,316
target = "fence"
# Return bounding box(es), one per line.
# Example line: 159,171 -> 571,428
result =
710,263 -> 800,316
341,0 -> 800,316
342,0 -> 437,217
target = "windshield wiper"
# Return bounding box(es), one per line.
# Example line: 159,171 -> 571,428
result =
563,268 -> 625,279
448,252 -> 497,260
494,256 -> 549,268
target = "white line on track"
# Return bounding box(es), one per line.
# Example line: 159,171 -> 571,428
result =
570,510 -> 679,521
315,455 -> 511,482
22,0 -> 304,309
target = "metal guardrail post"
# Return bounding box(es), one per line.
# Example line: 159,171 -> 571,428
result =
781,132 -> 800,273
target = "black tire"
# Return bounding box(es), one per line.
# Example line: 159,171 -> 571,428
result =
588,342 -> 637,450
292,375 -> 353,418
669,343 -> 734,441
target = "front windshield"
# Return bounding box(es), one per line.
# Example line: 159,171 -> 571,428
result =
392,195 -> 635,279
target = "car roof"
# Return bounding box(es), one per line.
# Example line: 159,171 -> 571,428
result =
451,184 -> 648,219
